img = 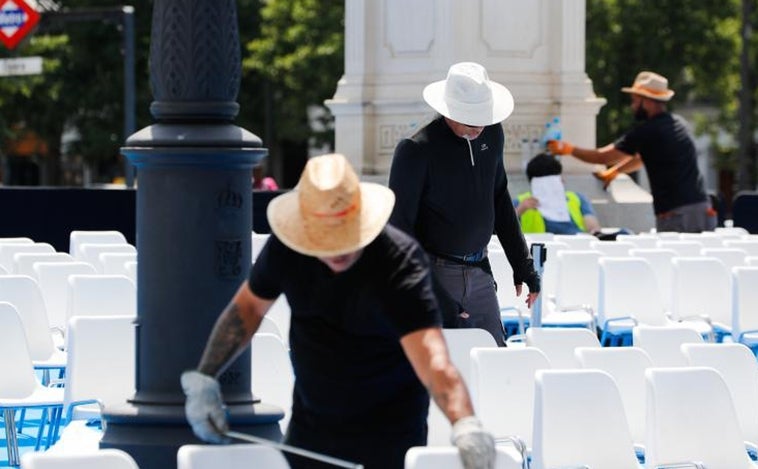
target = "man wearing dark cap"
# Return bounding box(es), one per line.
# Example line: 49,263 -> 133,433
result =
514,153 -> 602,236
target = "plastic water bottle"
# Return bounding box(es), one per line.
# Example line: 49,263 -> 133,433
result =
541,117 -> 562,152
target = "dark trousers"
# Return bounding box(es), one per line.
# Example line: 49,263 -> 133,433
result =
283,418 -> 427,469
429,255 -> 506,346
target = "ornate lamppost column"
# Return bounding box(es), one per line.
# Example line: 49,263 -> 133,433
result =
101,1 -> 282,468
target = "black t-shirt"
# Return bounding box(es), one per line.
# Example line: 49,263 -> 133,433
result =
614,112 -> 708,214
249,225 -> 441,432
388,116 -> 534,284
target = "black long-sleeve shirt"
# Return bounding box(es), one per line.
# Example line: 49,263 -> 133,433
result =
388,116 -> 535,285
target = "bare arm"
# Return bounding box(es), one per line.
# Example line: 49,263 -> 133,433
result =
583,214 -> 602,234
571,143 -> 633,166
400,327 -> 474,424
197,282 -> 275,377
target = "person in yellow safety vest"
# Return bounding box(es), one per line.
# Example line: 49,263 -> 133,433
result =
513,153 -> 603,235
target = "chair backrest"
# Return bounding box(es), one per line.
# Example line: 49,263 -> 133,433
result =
645,367 -> 753,469
536,240 -> 570,297
575,346 -> 653,447
470,347 -> 551,450
0,242 -> 56,272
552,234 -> 595,250
0,237 -> 34,244
33,261 -> 98,332
532,369 -> 640,469
656,240 -> 704,256
525,327 -> 600,369
124,260 -> 137,283
488,249 -> 524,311
69,230 -> 127,258
100,252 -> 138,276
682,343 -> 758,446
20,448 -> 140,469
632,325 -> 703,367
404,446 -> 524,469
724,239 -> 758,256
589,240 -> 636,257
177,444 -> 288,469
554,250 -> 602,312
13,252 -> 74,276
64,316 -> 135,420
747,256 -> 758,267
732,267 -> 758,341
0,275 -> 58,362
250,333 -> 293,418
628,248 -> 677,311
679,232 -> 726,248
616,234 -> 659,249
78,243 -> 137,273
0,301 -> 38,398
701,247 -> 749,271
266,296 -> 290,345
671,257 -> 731,328
598,257 -> 669,328
67,275 -> 137,322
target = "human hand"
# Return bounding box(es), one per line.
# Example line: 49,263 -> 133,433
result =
517,197 -> 539,215
593,167 -> 619,190
547,140 -> 574,156
451,416 -> 496,469
181,370 -> 230,444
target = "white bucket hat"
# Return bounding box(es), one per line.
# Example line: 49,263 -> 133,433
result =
423,62 -> 514,127
267,153 -> 395,257
621,71 -> 675,102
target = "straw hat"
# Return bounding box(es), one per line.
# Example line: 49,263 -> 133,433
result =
621,71 -> 675,101
267,153 -> 395,257
423,62 -> 514,127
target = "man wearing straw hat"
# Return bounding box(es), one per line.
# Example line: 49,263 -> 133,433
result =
389,62 -> 540,346
548,71 -> 716,233
181,153 -> 496,469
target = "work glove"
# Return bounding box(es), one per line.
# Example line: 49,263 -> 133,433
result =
181,370 -> 230,444
547,140 -> 574,156
593,167 -> 619,189
451,416 -> 496,469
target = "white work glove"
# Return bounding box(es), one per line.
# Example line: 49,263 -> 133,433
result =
180,370 -> 230,444
451,416 -> 496,469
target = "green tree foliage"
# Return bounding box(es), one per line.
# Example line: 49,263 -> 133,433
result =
586,0 -> 741,144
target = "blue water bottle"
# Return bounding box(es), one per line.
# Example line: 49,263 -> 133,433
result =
542,117 -> 562,153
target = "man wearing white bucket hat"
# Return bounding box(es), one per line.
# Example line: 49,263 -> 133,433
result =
548,71 -> 716,233
389,62 -> 540,346
181,153 -> 496,469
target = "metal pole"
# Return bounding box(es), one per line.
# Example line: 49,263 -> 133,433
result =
122,5 -> 136,188
530,243 -> 546,327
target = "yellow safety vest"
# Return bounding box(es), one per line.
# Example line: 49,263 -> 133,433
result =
517,191 -> 586,233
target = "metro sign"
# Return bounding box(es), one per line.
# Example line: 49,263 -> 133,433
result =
0,0 -> 40,50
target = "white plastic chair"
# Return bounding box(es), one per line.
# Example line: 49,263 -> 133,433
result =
266,296 -> 291,345
55,316 -> 135,451
33,261 -> 98,341
645,367 -> 758,469
0,243 -> 56,273
682,343 -> 758,457
251,332 -> 293,432
69,230 -> 127,259
427,329 -> 497,446
724,240 -> 758,256
541,250 -> 601,330
0,237 -> 34,244
13,252 -> 74,277
489,249 -> 529,337
99,252 -> 138,276
701,247 -> 749,271
0,302 -> 65,466
405,446 -> 524,469
66,275 -> 136,324
632,325 -> 703,367
524,327 -> 600,369
746,256 -> 758,267
532,369 -> 642,469
177,443 -> 288,469
679,232 -> 726,248
552,234 -> 595,250
470,347 -> 551,460
671,256 -> 731,341
0,276 -> 67,372
575,346 -> 653,457
589,240 -> 636,257
732,267 -> 758,350
78,243 -> 136,273
656,240 -> 704,256
628,248 -> 678,311
616,234 -> 659,249
20,448 -> 140,469
124,260 -> 137,284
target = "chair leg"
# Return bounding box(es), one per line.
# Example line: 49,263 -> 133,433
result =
35,408 -> 48,451
16,408 -> 25,433
45,407 -> 62,449
4,409 -> 20,467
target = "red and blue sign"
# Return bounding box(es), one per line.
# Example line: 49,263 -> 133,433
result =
0,0 -> 40,50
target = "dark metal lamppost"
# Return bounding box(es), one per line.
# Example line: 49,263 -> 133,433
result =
100,1 -> 282,467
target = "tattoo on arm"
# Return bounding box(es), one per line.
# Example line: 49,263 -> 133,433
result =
198,303 -> 249,377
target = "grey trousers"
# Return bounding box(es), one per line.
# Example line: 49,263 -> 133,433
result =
656,200 -> 718,233
429,255 -> 506,346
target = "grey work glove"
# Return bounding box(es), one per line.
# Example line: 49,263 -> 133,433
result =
451,416 -> 496,469
180,370 -> 230,444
